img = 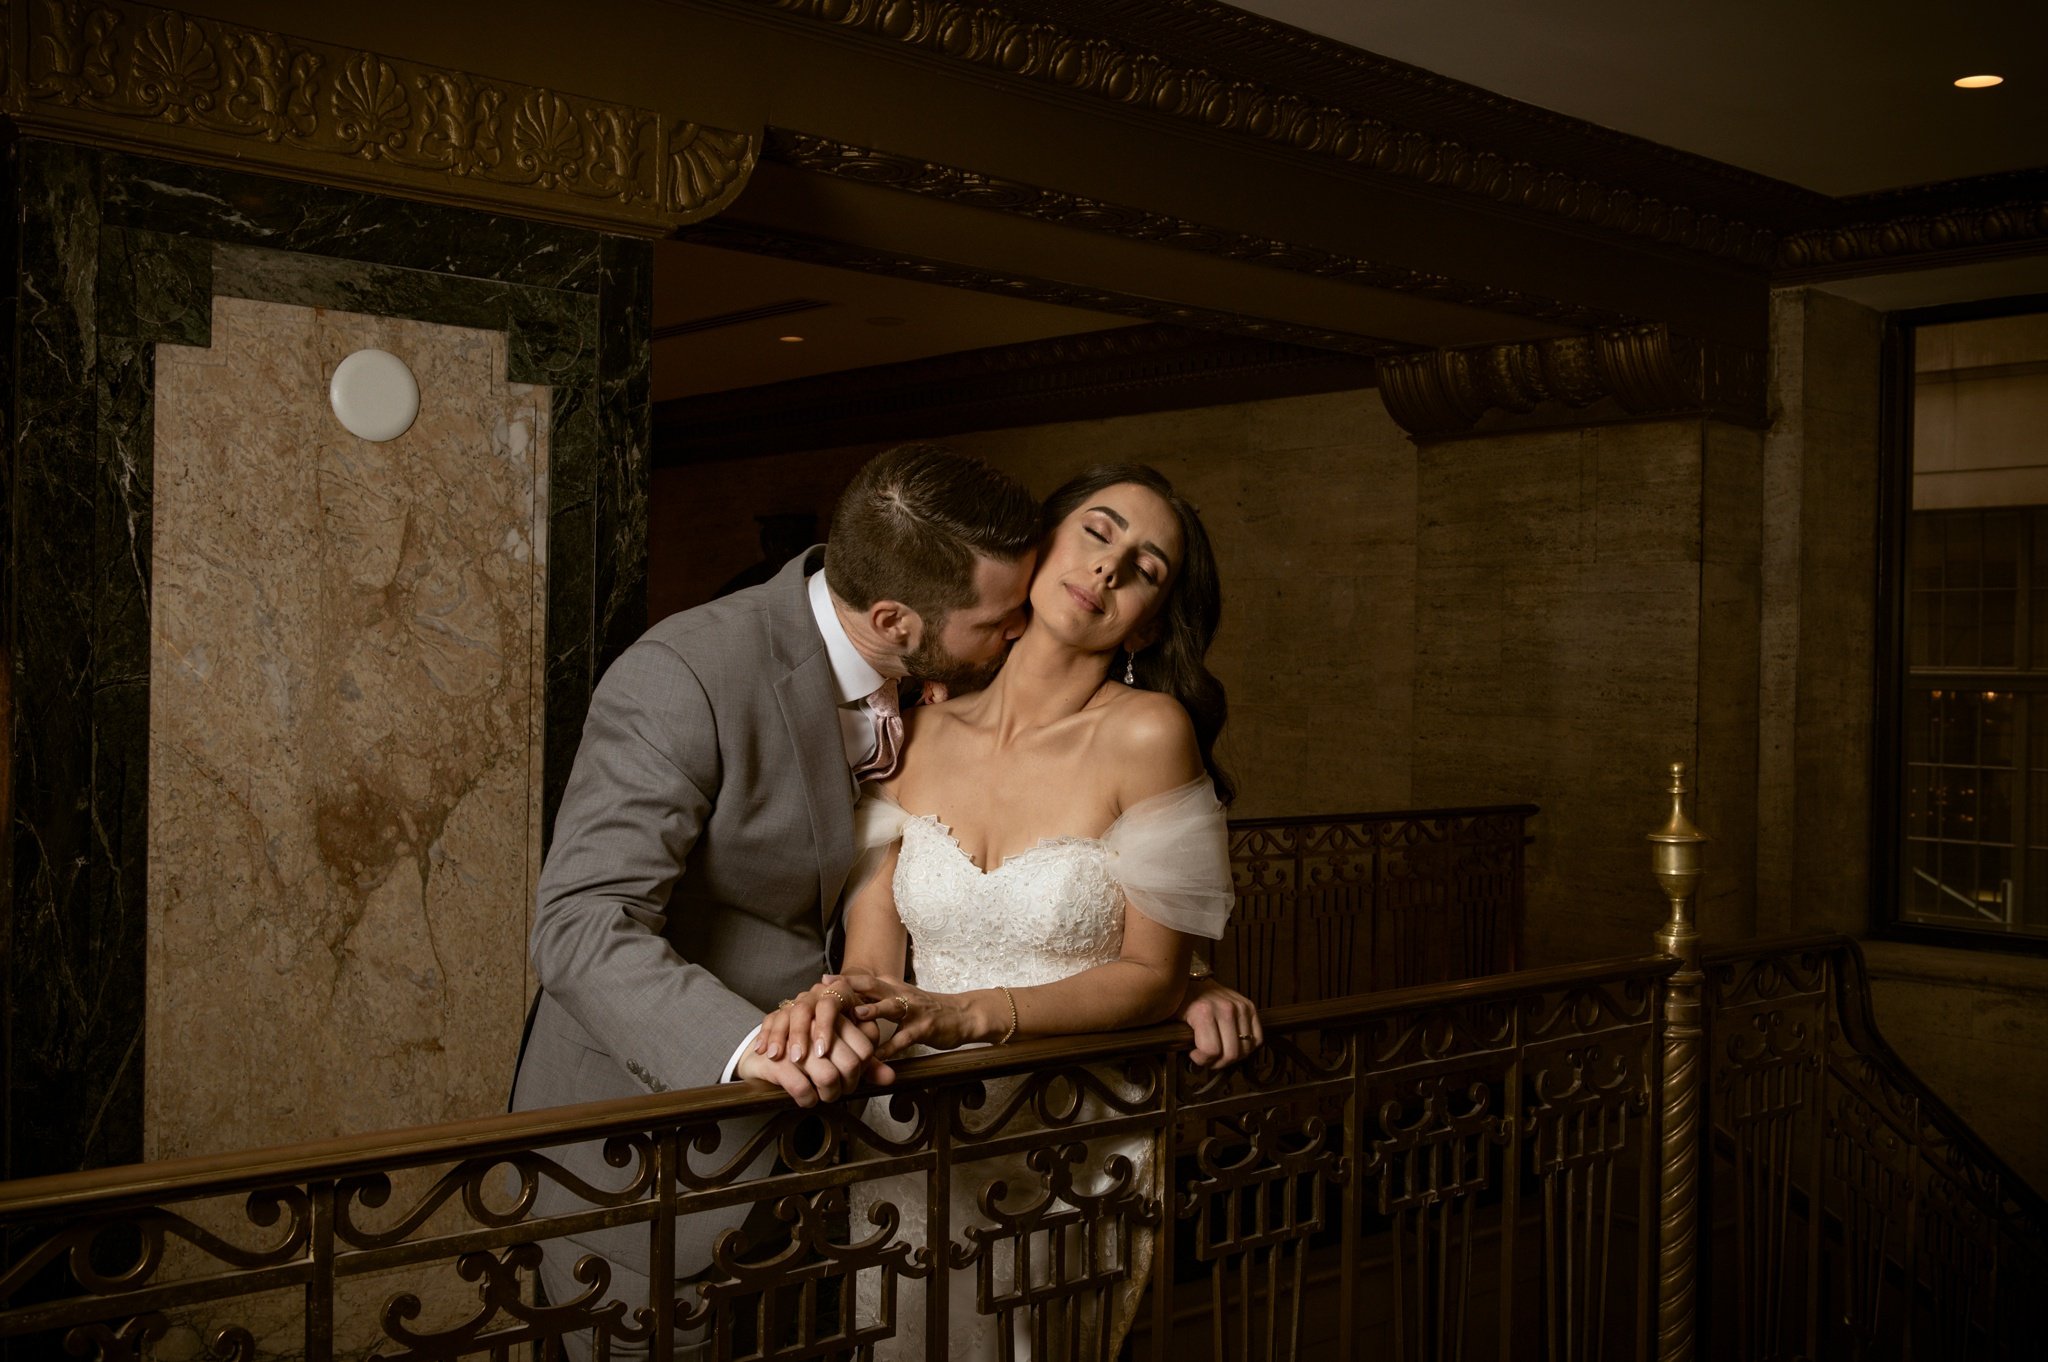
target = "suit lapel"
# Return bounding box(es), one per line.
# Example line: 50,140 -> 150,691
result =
775,658 -> 856,925
766,551 -> 859,927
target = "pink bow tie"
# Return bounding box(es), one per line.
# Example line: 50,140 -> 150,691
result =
854,682 -> 903,783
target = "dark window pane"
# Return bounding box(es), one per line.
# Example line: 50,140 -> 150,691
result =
1910,591 -> 1940,667
1983,692 -> 2016,767
1905,689 -> 1934,764
1898,498 -> 2048,939
1984,511 -> 2022,588
2032,770 -> 2048,848
1980,845 -> 2012,921
1943,592 -> 1980,668
1907,841 -> 1939,913
1912,515 -> 1944,589
1940,840 -> 1979,910
1906,762 -> 1934,836
1981,767 -> 2014,842
1939,692 -> 1980,764
1936,773 -> 1975,840
1983,591 -> 2018,665
1945,514 -> 1982,589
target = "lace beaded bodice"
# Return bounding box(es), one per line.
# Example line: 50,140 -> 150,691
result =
892,816 -> 1128,994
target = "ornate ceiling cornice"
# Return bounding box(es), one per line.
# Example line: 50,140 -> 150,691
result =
1777,168 -> 2048,279
764,129 -> 1633,331
748,0 -> 2048,287
1377,323 -> 1766,439
1027,0 -> 1825,220
756,0 -> 1785,267
654,321 -> 1375,461
1,0 -> 758,234
676,217 -> 1414,356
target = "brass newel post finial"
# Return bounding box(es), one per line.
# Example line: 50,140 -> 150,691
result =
1650,761 -> 1707,1362
1648,760 -> 1709,966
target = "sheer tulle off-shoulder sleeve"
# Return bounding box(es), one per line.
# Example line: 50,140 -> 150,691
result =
847,792 -> 914,901
1103,777 -> 1233,939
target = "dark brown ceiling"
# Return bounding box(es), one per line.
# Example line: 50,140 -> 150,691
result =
1233,0 -> 2047,196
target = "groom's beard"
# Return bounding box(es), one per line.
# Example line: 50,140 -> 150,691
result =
904,631 -> 1009,695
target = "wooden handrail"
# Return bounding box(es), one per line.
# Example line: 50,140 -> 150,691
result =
0,950 -> 1661,1220
1227,802 -> 1540,828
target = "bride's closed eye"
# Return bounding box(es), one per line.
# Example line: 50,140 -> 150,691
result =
1085,525 -> 1161,584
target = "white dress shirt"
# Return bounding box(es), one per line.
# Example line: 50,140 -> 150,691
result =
809,567 -> 890,769
723,569 -> 892,1080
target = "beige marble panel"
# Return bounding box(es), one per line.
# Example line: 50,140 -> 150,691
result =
147,295 -> 549,1161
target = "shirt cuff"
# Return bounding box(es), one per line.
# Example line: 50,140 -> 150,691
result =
722,1024 -> 764,1083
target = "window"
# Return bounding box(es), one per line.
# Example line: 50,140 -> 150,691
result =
1885,303 -> 2048,946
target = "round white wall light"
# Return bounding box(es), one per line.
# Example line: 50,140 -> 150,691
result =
329,348 -> 420,442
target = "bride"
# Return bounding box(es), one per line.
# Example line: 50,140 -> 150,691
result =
750,462 -> 1255,1359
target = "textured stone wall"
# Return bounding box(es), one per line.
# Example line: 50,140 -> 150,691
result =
1408,418 -> 1763,965
651,389 -> 1418,818
1758,289 -> 1883,939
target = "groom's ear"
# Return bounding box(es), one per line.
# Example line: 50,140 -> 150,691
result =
868,599 -> 922,648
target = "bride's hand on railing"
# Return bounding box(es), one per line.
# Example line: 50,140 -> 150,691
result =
741,981 -> 894,1105
1179,976 -> 1262,1069
836,972 -> 991,1060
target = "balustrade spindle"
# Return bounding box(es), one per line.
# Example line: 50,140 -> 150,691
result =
1649,761 -> 1708,1362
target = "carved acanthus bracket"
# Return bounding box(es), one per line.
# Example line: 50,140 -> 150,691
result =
1,0 -> 759,233
1377,324 -> 1766,439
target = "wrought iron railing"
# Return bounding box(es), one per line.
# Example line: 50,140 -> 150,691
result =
1699,934 -> 2048,1361
0,951 -> 1670,1362
1221,805 -> 1534,1005
5,774 -> 2045,1362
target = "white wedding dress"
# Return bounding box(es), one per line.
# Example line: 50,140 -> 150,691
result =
847,778 -> 1233,1362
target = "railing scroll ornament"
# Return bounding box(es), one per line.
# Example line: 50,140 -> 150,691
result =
1649,760 -> 1707,1362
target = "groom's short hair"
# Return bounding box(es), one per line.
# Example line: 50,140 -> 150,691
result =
826,443 -> 1038,622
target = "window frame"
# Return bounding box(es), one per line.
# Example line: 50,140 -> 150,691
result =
1874,292 -> 2048,957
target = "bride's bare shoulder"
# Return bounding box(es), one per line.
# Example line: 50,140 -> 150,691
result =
1100,688 -> 1198,768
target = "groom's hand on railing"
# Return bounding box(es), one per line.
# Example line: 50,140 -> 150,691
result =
1179,976 -> 1262,1068
739,982 -> 896,1105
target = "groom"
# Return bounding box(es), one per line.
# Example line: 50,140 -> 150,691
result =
511,443 -> 1255,1346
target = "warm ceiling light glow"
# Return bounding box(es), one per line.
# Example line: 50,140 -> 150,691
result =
1954,74 -> 2004,89
777,335 -> 805,343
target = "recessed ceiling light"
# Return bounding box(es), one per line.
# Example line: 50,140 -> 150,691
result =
1954,74 -> 2004,89
777,335 -> 805,343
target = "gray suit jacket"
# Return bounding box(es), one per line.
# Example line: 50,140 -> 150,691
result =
510,548 -> 858,1280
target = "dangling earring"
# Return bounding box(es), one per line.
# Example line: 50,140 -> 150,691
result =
1124,650 -> 1138,686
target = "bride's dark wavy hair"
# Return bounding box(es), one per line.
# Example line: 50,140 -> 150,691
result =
1041,464 -> 1235,805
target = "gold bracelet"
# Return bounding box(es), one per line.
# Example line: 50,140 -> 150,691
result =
996,986 -> 1019,1046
